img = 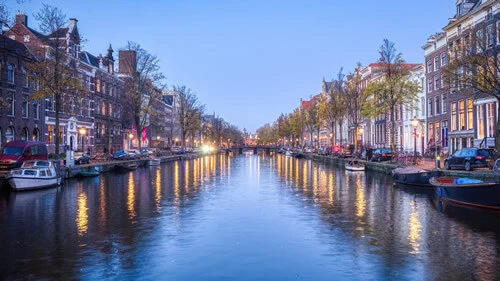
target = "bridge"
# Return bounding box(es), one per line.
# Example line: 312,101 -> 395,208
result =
227,145 -> 279,155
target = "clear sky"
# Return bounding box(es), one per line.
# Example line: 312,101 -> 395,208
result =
7,0 -> 456,133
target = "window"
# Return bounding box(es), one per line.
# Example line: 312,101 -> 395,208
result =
476,29 -> 484,53
85,74 -> 90,90
487,103 -> 495,137
33,100 -> 39,120
467,99 -> 473,130
435,96 -> 440,115
96,77 -> 101,92
421,97 -> 425,116
7,91 -> 14,116
428,98 -> 433,117
47,125 -> 53,144
428,78 -> 433,93
464,35 -> 472,55
428,123 -> 434,144
459,100 -> 465,130
441,53 -> 447,66
427,60 -> 433,73
442,94 -> 447,113
451,102 -> 457,131
435,122 -> 441,144
95,123 -> 101,138
478,104 -> 485,139
87,100 -> 91,117
435,75 -> 440,90
22,95 -> 28,118
487,24 -> 495,47
101,101 -> 106,115
7,63 -> 14,83
46,95 -> 54,111
21,67 -> 28,87
458,25 -> 462,36
434,56 -> 439,70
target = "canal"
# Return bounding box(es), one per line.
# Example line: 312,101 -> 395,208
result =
1,154 -> 500,280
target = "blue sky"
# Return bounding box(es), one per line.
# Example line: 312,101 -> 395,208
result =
7,0 -> 456,133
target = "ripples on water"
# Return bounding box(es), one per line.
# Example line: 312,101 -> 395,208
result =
0,154 -> 499,281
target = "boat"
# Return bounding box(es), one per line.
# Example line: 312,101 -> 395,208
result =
345,159 -> 365,171
6,160 -> 61,191
115,163 -> 138,172
392,167 -> 442,187
78,166 -> 100,177
430,177 -> 500,211
285,150 -> 292,157
148,158 -> 161,166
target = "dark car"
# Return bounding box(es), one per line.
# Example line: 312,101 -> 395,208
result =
113,150 -> 129,160
444,148 -> 495,171
74,152 -> 91,165
371,148 -> 394,162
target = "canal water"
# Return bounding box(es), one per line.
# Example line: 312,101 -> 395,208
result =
1,154 -> 500,281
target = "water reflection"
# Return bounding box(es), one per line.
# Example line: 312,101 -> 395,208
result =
0,154 -> 499,280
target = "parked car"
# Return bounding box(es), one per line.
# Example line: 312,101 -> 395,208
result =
444,148 -> 496,171
171,147 -> 185,154
127,150 -> 142,159
113,150 -> 129,160
74,152 -> 91,165
371,148 -> 394,162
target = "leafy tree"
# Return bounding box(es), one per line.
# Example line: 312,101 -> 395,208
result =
256,123 -> 276,145
289,108 -> 305,146
303,97 -> 320,147
172,85 -> 205,148
362,39 -> 420,151
442,27 -> 500,153
276,113 -> 291,145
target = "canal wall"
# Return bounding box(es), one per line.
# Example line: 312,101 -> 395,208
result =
306,154 -> 500,180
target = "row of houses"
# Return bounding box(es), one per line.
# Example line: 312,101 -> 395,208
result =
302,0 -> 498,156
0,13 -> 179,155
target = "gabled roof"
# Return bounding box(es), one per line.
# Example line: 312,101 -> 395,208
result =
0,35 -> 31,58
79,51 -> 99,68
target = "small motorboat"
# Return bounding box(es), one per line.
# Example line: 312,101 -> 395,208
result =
6,160 -> 61,191
115,163 -> 138,172
148,158 -> 161,166
345,159 -> 365,171
285,150 -> 292,157
78,166 -> 101,177
430,177 -> 500,211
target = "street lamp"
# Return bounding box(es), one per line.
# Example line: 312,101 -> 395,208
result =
412,116 -> 419,165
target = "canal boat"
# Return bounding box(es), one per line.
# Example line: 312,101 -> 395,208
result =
6,160 -> 61,191
345,159 -> 365,171
392,168 -> 442,187
285,150 -> 293,157
430,177 -> 500,211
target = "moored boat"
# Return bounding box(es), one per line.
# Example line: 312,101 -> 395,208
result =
6,160 -> 61,191
115,163 -> 138,172
392,168 -> 442,187
430,177 -> 500,210
78,166 -> 100,177
148,158 -> 161,166
345,159 -> 365,171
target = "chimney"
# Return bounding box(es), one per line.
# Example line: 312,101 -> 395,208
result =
119,50 -> 137,75
16,12 -> 27,26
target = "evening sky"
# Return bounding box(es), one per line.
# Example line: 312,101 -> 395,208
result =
7,0 -> 456,133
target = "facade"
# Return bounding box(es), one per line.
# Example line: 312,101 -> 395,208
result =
422,32 -> 448,156
0,35 -> 44,145
443,0 -> 499,154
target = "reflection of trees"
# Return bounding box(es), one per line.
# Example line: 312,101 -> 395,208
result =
274,154 -> 500,280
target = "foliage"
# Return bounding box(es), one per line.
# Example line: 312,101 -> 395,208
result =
362,39 -> 420,151
319,68 -> 347,146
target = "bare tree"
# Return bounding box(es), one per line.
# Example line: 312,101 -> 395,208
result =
121,41 -> 166,151
303,98 -> 320,148
442,25 -> 500,153
172,85 -> 205,148
345,65 -> 365,150
320,68 -> 347,147
22,4 -> 86,156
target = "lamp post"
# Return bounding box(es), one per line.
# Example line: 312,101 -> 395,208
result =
412,116 -> 419,165
79,128 -> 86,152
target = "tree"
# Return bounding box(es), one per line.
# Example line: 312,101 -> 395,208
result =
303,97 -> 320,148
345,65 -> 364,150
276,113 -> 291,145
442,27 -> 500,153
319,68 -> 347,147
172,85 -> 205,148
121,42 -> 166,151
289,108 -> 305,146
362,39 -> 420,152
25,4 -> 86,156
256,123 -> 276,144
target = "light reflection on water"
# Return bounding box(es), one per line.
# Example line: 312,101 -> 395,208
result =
0,154 -> 499,280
